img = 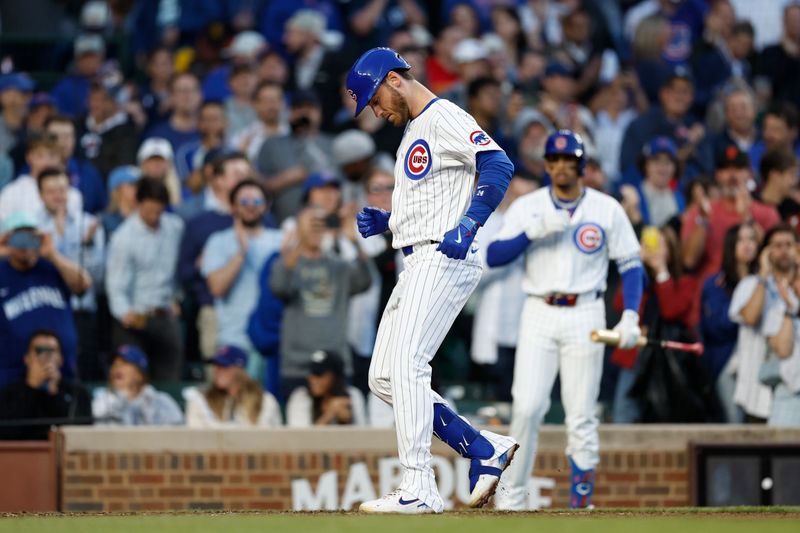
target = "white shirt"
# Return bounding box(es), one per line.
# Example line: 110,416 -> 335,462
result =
471,209 -> 526,364
389,98 -> 505,248
183,386 -> 283,428
594,109 -> 637,183
495,187 -> 640,296
728,275 -> 794,417
0,175 -> 83,223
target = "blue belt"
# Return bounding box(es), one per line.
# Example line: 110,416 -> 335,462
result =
402,240 -> 439,257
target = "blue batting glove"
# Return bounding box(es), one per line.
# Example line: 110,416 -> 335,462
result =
437,216 -> 480,260
356,206 -> 390,238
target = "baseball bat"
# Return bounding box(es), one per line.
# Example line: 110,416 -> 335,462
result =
590,329 -> 704,356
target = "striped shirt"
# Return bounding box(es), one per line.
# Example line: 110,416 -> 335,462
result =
389,98 -> 504,248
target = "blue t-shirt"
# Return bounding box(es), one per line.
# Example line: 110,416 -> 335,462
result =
144,121 -> 201,162
0,259 -> 77,387
201,227 -> 283,350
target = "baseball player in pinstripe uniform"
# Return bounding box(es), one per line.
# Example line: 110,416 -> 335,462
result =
487,130 -> 644,509
347,48 -> 519,514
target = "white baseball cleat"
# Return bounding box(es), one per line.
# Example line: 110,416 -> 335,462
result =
359,489 -> 437,514
468,432 -> 519,508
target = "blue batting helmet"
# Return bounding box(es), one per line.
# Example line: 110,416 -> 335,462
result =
544,129 -> 586,174
346,47 -> 410,117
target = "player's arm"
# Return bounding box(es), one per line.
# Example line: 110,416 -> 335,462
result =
438,150 -> 515,259
609,200 -> 646,348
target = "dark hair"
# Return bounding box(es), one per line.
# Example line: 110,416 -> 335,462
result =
27,329 -> 62,353
147,46 -> 172,63
229,63 -> 254,79
310,374 -> 350,422
36,166 -> 68,190
467,76 -> 501,100
212,151 -> 248,176
764,101 -> 799,129
720,223 -> 758,293
393,69 -> 414,81
25,133 -> 58,155
732,20 -> 754,37
135,176 -> 170,205
44,114 -> 75,130
760,149 -> 797,182
762,222 -> 798,251
229,178 -> 266,206
491,5 -> 526,56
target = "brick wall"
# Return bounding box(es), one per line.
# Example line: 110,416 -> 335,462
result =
60,426 -> 800,512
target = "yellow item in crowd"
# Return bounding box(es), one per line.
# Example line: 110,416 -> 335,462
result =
642,225 -> 660,253
174,47 -> 195,73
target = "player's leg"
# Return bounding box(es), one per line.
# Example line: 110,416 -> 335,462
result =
362,252 -> 482,513
366,270 -> 408,406
558,299 -> 605,508
495,298 -> 560,510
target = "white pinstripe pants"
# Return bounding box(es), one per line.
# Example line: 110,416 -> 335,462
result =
498,296 -> 605,509
368,244 -> 482,512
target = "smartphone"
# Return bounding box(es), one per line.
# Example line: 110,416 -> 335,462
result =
324,214 -> 341,229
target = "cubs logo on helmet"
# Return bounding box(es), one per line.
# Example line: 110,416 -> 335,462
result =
470,131 -> 491,146
404,139 -> 432,180
573,222 -> 605,254
545,129 -> 587,174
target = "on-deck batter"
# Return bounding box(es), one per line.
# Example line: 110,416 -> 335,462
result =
486,130 -> 644,510
347,47 -> 519,514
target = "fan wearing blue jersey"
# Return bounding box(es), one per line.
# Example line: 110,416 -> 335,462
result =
347,47 -> 519,514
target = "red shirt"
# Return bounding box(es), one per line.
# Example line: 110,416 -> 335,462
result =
680,199 -> 780,325
426,56 -> 460,94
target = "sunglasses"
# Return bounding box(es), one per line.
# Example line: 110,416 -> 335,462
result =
367,185 -> 394,194
238,197 -> 266,207
33,345 -> 58,357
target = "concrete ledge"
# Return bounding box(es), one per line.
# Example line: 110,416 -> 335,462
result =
60,425 -> 800,453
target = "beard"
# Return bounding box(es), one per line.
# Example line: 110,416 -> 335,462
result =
386,86 -> 410,125
241,216 -> 262,228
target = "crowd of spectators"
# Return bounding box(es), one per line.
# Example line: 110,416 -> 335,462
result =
2,0 -> 800,437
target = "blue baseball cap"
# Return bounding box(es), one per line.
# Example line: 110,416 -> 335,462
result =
209,345 -> 248,368
544,61 -> 573,78
115,344 -> 149,372
107,165 -> 141,193
302,172 -> 340,200
29,92 -> 54,110
0,73 -> 35,93
662,64 -> 694,86
642,136 -> 678,159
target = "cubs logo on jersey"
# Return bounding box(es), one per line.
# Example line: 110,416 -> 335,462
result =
470,131 -> 491,146
404,139 -> 432,180
573,222 -> 605,254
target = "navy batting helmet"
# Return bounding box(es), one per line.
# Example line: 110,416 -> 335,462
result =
346,47 -> 410,117
544,129 -> 586,174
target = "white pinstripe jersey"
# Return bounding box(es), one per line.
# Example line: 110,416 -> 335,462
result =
495,187 -> 640,295
388,98 -> 504,248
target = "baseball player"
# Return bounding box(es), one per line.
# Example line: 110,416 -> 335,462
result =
487,130 -> 643,509
348,48 -> 519,514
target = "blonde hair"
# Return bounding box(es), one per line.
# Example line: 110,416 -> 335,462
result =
204,370 -> 264,425
632,15 -> 669,61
